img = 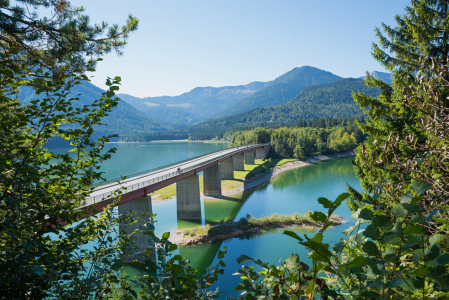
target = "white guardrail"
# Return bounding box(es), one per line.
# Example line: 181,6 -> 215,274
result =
84,143 -> 270,206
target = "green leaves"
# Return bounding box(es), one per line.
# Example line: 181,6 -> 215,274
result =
403,224 -> 425,234
310,211 -> 327,223
391,204 -> 408,218
363,241 -> 379,256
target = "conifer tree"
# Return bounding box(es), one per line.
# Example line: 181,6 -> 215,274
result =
350,0 -> 449,212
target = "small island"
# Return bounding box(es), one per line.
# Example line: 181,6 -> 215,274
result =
171,212 -> 345,245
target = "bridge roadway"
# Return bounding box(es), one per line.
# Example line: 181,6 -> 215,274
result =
83,143 -> 271,213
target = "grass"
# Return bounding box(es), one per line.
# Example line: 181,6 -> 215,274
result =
149,158 -> 297,201
182,211 -> 324,239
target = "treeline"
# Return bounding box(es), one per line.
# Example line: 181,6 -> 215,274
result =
120,131 -> 189,142
226,117 -> 365,159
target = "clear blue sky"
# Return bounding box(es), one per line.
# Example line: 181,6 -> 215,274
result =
72,0 -> 408,97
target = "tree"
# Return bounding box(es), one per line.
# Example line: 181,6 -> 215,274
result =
0,0 -> 139,79
351,0 -> 449,214
232,1 -> 449,298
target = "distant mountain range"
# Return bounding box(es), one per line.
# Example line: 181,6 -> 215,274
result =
359,71 -> 393,83
117,81 -> 267,124
17,81 -> 178,141
184,78 -> 380,133
18,66 -> 392,143
211,66 -> 343,119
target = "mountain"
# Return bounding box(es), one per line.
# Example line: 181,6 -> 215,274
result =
187,78 -> 379,133
210,66 -> 343,119
359,71 -> 393,83
18,81 -> 177,141
117,81 -> 267,125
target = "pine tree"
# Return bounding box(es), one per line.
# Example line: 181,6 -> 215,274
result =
0,1 -> 139,79
349,0 -> 449,210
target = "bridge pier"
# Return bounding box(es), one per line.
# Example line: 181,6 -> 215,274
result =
203,164 -> 222,197
233,154 -> 244,171
220,158 -> 234,180
119,196 -> 156,263
244,151 -> 255,164
177,174 -> 201,219
264,145 -> 271,157
255,148 -> 265,159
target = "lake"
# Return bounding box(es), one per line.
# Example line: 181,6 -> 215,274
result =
52,141 -> 360,298
81,142 -> 360,298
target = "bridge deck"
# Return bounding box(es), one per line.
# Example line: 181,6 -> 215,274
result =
83,143 -> 269,209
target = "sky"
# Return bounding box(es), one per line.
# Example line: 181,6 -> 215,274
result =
71,0 -> 409,98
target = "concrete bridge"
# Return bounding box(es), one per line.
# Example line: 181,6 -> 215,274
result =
85,142 -> 271,215
84,143 -> 271,262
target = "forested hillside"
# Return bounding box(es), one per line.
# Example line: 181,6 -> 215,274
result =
226,118 -> 364,159
211,66 -> 342,119
185,78 -> 378,135
117,81 -> 267,125
18,81 -> 178,141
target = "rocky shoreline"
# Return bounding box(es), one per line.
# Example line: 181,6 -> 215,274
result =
170,216 -> 346,245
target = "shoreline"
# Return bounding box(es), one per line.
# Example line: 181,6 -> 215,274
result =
152,151 -> 355,204
107,140 -> 230,144
170,215 -> 346,245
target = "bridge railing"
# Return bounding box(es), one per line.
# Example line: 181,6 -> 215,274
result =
84,143 -> 270,206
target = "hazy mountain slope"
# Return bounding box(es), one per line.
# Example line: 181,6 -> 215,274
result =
117,81 -> 267,125
18,81 -> 177,140
187,78 -> 378,132
359,70 -> 393,83
211,66 -> 342,119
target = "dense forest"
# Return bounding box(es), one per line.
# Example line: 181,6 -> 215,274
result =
226,117 -> 365,159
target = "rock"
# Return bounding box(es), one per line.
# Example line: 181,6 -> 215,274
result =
176,230 -> 182,235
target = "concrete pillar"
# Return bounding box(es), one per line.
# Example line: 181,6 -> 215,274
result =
203,164 -> 222,196
255,148 -> 265,159
220,158 -> 234,180
244,151 -> 255,165
264,145 -> 271,158
176,175 -> 201,219
119,196 -> 156,263
233,154 -> 244,171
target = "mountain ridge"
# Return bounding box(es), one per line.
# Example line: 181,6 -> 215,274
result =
117,81 -> 267,124
17,81 -> 178,141
210,66 -> 343,119
184,78 -> 380,134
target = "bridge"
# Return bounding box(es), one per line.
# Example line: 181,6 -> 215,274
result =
85,142 -> 271,215
84,143 -> 271,261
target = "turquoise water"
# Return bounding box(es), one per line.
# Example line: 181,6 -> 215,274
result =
149,155 -> 360,298
54,142 -> 360,298
51,141 -> 230,180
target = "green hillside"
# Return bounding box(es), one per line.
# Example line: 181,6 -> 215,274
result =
18,81 -> 177,141
211,66 -> 342,119
187,78 -> 378,133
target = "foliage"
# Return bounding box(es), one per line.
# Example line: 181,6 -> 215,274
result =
118,222 -> 227,300
228,118 -> 364,159
0,0 -> 138,79
0,59 -> 227,299
0,55 -> 130,297
231,2 -> 449,299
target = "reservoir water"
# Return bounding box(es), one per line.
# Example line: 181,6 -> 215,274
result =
54,141 -> 360,298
